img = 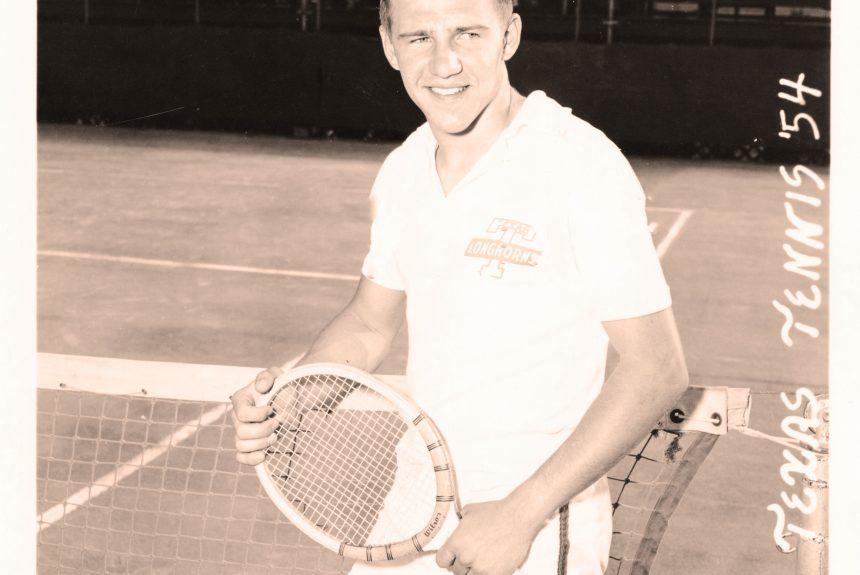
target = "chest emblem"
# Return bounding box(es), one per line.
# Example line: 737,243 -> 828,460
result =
464,217 -> 543,279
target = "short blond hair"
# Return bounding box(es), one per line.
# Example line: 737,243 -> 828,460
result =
379,0 -> 513,32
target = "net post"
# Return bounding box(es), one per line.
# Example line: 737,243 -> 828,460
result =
796,396 -> 828,575
83,0 -> 89,24
709,0 -> 718,46
315,0 -> 322,31
561,0 -> 569,17
605,0 -> 616,45
194,0 -> 200,25
300,0 -> 310,32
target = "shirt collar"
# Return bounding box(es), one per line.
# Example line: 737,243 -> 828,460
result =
416,91 -> 556,195
417,90 -> 550,161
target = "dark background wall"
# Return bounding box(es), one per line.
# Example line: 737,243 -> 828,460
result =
38,22 -> 829,158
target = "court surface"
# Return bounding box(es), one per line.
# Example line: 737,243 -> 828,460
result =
37,124 -> 828,574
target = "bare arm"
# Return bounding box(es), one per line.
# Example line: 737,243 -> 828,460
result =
231,277 -> 405,464
507,306 -> 689,523
296,277 -> 406,371
438,307 -> 689,575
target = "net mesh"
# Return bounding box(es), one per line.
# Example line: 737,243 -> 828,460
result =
264,373 -> 435,547
37,388 -> 348,575
37,384 -> 717,575
604,429 -> 718,575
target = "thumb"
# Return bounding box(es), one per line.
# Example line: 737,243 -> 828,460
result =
254,367 -> 283,395
435,545 -> 456,569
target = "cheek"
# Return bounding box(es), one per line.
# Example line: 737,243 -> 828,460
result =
462,50 -> 502,80
476,52 -> 504,75
396,59 -> 426,88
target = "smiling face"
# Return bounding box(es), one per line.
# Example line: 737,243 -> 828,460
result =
380,0 -> 520,137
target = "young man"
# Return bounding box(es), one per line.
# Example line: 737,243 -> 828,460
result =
230,1 -> 689,574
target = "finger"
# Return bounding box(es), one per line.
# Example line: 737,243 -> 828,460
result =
235,435 -> 276,454
254,367 -> 282,394
231,409 -> 278,436
435,548 -> 457,569
236,450 -> 267,466
232,402 -> 274,424
230,382 -> 273,420
230,384 -> 254,408
231,414 -> 279,441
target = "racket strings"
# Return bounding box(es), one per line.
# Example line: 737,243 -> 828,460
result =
271,411 -> 403,542
297,416 -> 428,545
313,414 -> 434,545
289,422 -> 400,541
264,374 -> 437,546
364,430 -> 436,546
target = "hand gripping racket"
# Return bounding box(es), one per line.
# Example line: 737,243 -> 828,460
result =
255,363 -> 462,562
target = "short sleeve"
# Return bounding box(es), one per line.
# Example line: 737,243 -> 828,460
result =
567,135 -> 672,321
361,151 -> 407,291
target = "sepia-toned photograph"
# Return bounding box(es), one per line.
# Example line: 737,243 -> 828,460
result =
3,0 -> 850,573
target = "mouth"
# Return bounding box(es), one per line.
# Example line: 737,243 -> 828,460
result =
427,86 -> 468,97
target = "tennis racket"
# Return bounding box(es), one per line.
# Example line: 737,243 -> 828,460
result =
255,362 -> 462,562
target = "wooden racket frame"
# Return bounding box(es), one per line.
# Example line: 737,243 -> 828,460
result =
254,362 -> 459,562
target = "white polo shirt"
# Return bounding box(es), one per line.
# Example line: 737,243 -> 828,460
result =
355,91 -> 672,575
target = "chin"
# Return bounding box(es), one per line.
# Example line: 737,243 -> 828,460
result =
426,110 -> 480,136
435,119 -> 474,135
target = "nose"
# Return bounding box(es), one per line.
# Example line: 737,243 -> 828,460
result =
429,40 -> 462,79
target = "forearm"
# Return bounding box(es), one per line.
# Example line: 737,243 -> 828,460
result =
293,307 -> 395,372
506,352 -> 688,529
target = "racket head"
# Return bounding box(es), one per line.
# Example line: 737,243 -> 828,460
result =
254,362 -> 458,561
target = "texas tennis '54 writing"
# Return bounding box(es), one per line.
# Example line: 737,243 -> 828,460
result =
771,73 -> 825,349
766,388 -> 827,554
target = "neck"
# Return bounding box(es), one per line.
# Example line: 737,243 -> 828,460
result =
433,86 -> 526,171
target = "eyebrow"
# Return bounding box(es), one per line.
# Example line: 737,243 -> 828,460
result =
398,30 -> 430,39
455,25 -> 490,33
397,24 -> 490,39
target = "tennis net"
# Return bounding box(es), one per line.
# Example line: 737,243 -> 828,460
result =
37,353 -> 352,574
36,353 -> 750,574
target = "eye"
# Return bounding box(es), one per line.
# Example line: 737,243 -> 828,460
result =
459,32 -> 481,40
410,36 -> 430,44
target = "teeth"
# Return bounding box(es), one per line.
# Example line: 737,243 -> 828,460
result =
430,87 -> 466,96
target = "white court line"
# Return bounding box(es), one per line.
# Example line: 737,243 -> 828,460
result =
37,353 -> 304,531
38,250 -> 360,283
656,209 -> 694,260
39,167 -> 287,189
41,209 -> 691,280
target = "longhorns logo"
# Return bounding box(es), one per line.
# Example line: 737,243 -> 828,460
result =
464,218 -> 542,279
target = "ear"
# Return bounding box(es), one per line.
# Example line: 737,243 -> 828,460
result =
379,25 -> 401,71
502,13 -> 522,61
